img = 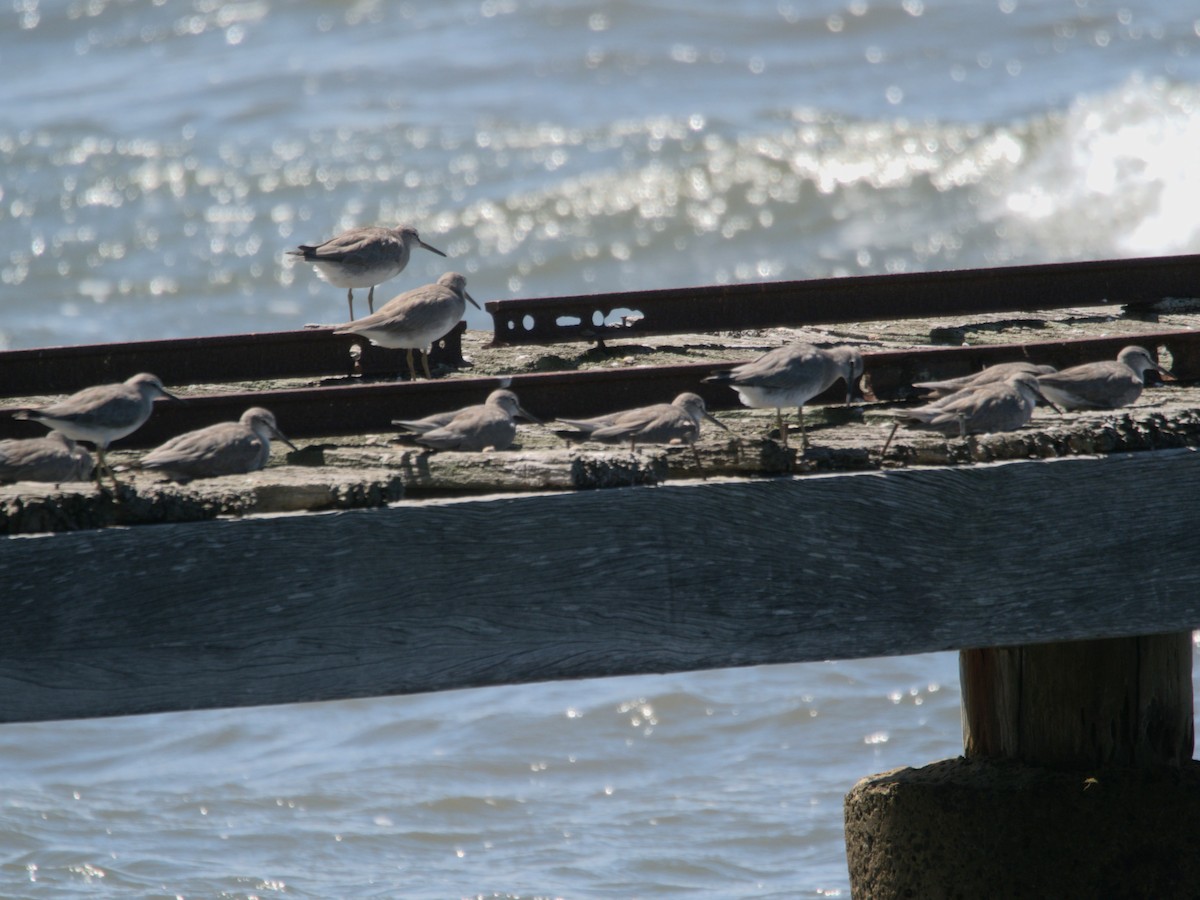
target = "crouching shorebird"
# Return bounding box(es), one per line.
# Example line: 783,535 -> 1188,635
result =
704,342 -> 863,452
393,390 -> 540,452
881,371 -> 1050,454
554,392 -> 730,470
0,432 -> 93,484
288,224 -> 446,319
913,361 -> 1057,399
1035,345 -> 1172,410
137,407 -> 296,481
11,373 -> 178,488
332,272 -> 480,381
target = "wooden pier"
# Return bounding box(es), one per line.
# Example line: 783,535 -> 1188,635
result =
3,256 -> 1200,895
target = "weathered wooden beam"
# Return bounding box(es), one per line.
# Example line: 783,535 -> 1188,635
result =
4,451 -> 1200,724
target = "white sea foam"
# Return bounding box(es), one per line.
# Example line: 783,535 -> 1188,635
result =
996,75 -> 1200,258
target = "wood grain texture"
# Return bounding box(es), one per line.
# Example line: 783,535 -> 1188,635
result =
4,450 -> 1200,723
959,646 -> 1022,758
961,634 -> 1194,766
1137,632 -> 1195,764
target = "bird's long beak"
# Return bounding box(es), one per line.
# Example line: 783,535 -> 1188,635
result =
160,387 -> 184,402
515,404 -> 543,425
1156,363 -> 1177,382
846,376 -> 866,405
1033,387 -> 1063,414
704,412 -> 732,432
464,290 -> 482,310
421,239 -> 447,258
271,425 -> 298,451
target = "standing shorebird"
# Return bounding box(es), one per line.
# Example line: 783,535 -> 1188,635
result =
1035,345 -> 1172,410
288,224 -> 446,319
881,371 -> 1050,454
912,361 -> 1057,399
333,272 -> 480,380
0,431 -> 93,483
554,392 -> 730,469
393,390 -> 540,452
11,373 -> 179,487
138,407 -> 296,481
704,343 -> 863,451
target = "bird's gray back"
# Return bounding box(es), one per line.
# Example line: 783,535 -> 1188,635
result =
726,343 -> 854,404
915,362 -> 1056,397
24,383 -> 155,445
396,403 -> 485,434
907,380 -> 1035,433
0,434 -> 93,482
380,283 -> 462,320
1037,362 -> 1141,408
300,226 -> 401,262
141,422 -> 267,477
590,403 -> 697,444
727,344 -> 824,388
417,405 -> 516,451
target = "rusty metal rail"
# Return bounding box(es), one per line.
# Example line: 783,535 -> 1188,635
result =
2,329 -> 1196,449
4,254 -> 1195,401
485,253 -> 1200,346
0,324 -> 466,399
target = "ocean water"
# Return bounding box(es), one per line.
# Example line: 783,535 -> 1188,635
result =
5,0 -> 1200,349
3,0 -> 1200,896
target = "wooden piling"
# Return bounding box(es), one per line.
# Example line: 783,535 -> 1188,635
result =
845,633 -> 1199,897
961,633 -> 1194,767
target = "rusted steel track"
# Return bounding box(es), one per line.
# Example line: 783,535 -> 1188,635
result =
0,324 -> 466,398
2,329 -> 1196,449
486,253 -> 1200,346
4,254 -> 1195,400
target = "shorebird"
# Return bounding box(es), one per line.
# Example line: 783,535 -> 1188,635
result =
288,224 -> 446,319
913,361 -> 1057,399
12,373 -> 179,487
881,371 -> 1049,454
138,407 -> 296,481
393,390 -> 540,452
0,432 -> 93,483
704,343 -> 863,451
554,392 -> 730,468
1035,345 -> 1172,410
333,272 -> 480,380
